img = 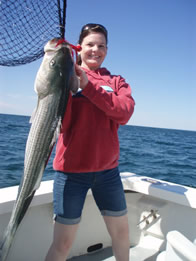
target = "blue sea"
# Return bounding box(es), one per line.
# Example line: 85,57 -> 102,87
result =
0,113 -> 196,189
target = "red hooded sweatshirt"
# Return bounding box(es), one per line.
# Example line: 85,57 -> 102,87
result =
53,67 -> 135,173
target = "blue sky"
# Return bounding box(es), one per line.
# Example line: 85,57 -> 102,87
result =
0,0 -> 195,131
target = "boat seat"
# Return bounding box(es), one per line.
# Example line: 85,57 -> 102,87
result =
156,230 -> 196,261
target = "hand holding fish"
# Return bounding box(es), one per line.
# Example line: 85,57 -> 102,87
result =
75,64 -> 88,89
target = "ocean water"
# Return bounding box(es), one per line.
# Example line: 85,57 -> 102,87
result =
0,113 -> 196,189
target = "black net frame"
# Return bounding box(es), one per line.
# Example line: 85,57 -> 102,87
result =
0,0 -> 67,67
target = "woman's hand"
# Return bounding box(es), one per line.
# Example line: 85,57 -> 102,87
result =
75,64 -> 88,90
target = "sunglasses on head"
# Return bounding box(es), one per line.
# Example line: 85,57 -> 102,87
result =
81,23 -> 107,34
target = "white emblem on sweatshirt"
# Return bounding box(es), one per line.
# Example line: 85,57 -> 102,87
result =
100,85 -> 114,92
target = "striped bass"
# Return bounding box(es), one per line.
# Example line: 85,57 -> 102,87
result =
0,38 -> 78,261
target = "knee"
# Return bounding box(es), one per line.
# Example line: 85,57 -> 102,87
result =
117,225 -> 129,240
53,238 -> 73,255
104,215 -> 130,242
110,222 -> 129,241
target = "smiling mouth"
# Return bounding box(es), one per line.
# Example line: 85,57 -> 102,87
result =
89,55 -> 100,59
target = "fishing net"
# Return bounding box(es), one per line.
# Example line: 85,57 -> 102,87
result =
0,0 -> 67,67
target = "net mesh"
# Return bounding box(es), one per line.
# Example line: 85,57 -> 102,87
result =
0,0 -> 67,67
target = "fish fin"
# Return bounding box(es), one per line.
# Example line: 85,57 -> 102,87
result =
34,164 -> 45,190
18,191 -> 36,224
53,118 -> 62,143
43,118 -> 61,169
29,108 -> 36,123
29,99 -> 40,123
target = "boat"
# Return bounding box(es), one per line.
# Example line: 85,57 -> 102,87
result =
0,172 -> 196,261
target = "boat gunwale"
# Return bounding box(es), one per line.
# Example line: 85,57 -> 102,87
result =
0,172 -> 196,215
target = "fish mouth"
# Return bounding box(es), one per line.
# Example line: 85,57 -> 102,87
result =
44,38 -> 71,53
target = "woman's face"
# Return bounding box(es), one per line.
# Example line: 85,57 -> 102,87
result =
80,32 -> 107,70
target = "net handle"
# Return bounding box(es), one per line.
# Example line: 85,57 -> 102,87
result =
57,0 -> 67,38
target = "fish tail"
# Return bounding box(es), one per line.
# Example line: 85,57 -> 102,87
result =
0,191 -> 36,260
0,222 -> 17,261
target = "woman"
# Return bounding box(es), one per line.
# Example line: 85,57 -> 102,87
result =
45,23 -> 135,261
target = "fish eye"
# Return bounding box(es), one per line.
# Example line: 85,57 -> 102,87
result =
50,59 -> 56,67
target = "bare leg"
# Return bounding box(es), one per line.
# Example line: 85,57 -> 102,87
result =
103,215 -> 130,261
45,222 -> 79,261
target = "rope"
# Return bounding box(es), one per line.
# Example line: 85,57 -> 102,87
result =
55,39 -> 82,62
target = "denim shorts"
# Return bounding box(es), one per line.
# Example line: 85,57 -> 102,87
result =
53,167 -> 127,225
